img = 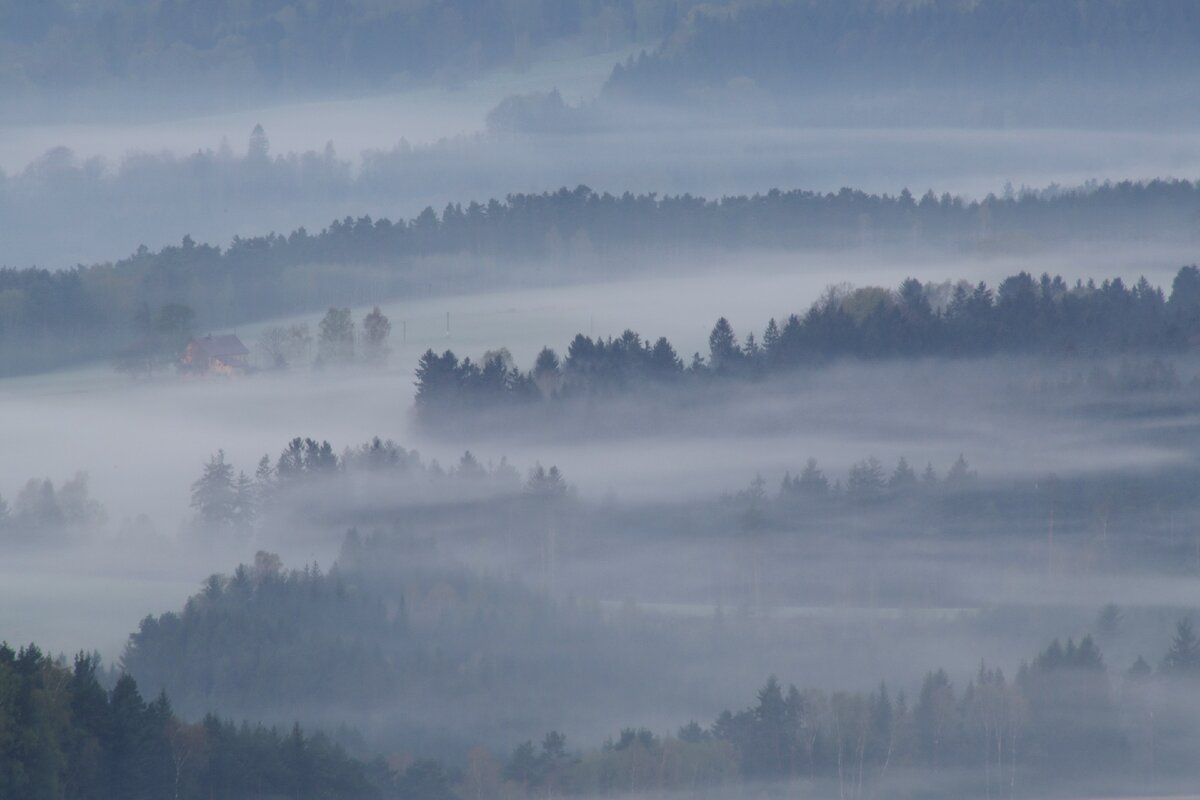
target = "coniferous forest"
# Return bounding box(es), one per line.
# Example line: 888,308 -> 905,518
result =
411,266 -> 1200,426
10,2 -> 1200,799
3,179 -> 1200,375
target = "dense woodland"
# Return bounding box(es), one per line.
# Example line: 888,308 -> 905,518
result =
413,266 -> 1200,423
604,0 -> 1200,99
13,621 -> 1200,799
0,643 -> 404,799
12,435 -> 1200,796
8,0 -> 1200,113
5,179 -> 1200,375
107,546 -> 1200,797
108,433 -> 1200,767
0,0 -> 691,108
12,3 -> 1200,798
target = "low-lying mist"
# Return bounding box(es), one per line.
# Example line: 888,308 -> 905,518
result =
10,3 -> 1200,797
9,248 -> 1200,800
6,122 -> 1200,269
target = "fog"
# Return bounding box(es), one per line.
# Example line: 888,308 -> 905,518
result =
8,225 -> 1200,796
0,46 -> 635,173
7,122 -> 1200,269
4,247 -> 1195,521
6,261 -> 1200,729
6,3 -> 1200,798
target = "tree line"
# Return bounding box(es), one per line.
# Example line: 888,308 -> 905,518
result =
188,432 -> 1200,569
604,0 -> 1200,99
97,608 -> 1200,798
499,622 -> 1200,797
1,0 -> 686,106
414,266 -> 1200,421
188,435 -> 562,536
0,641 -> 411,799
6,178 -> 1200,375
14,620 -> 1200,799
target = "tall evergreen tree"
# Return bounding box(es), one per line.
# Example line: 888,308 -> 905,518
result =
1162,617 -> 1200,674
190,451 -> 236,529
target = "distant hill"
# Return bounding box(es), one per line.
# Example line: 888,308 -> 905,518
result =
0,0 -> 696,107
602,0 -> 1200,123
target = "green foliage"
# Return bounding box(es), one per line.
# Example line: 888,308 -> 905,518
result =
0,643 -> 384,799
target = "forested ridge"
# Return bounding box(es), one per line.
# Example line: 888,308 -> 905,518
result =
605,0 -> 1200,98
0,0 -> 687,106
107,551 -> 1200,797
12,580 -> 1200,798
5,179 -> 1200,376
9,0 -> 1200,108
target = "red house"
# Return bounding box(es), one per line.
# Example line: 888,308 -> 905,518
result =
181,334 -> 249,375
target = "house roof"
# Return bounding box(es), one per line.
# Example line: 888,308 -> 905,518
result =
190,334 -> 249,359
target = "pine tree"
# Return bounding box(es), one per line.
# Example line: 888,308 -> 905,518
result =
533,347 -> 560,378
889,457 -> 918,490
945,454 -> 976,485
748,676 -> 790,778
190,451 -> 236,529
1162,617 -> 1200,674
797,458 -> 829,498
848,457 -> 887,502
921,462 -> 938,486
708,317 -> 741,371
254,455 -> 274,502
231,471 -> 257,535
763,318 -> 781,357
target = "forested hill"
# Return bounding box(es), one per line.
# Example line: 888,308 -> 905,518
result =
413,266 -> 1200,423
0,643 -> 394,799
110,550 -> 1200,797
0,0 -> 689,109
4,179 -> 1200,376
604,0 -> 1200,100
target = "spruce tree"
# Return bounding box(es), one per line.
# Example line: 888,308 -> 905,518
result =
1162,617 -> 1200,674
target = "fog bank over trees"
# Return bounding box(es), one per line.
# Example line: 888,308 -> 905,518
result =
411,266 -> 1200,431
7,122 -> 1200,271
5,177 -> 1200,375
602,0 -> 1200,127
0,0 -> 698,118
9,2 -> 1200,797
